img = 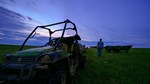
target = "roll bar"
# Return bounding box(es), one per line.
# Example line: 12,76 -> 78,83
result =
19,19 -> 78,51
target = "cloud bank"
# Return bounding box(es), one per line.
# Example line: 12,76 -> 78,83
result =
0,0 -> 150,48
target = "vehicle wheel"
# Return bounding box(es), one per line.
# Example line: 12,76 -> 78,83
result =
60,72 -> 66,84
80,55 -> 87,69
59,67 -> 71,84
48,68 -> 70,84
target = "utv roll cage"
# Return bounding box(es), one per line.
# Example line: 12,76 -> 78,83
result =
19,19 -> 80,51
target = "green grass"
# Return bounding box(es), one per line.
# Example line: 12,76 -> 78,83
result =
75,48 -> 150,84
0,44 -> 150,84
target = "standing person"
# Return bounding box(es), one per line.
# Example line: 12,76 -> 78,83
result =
97,38 -> 104,57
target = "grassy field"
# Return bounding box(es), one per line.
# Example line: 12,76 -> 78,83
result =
75,48 -> 150,84
0,44 -> 150,84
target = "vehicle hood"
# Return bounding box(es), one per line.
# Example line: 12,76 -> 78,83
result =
13,46 -> 53,57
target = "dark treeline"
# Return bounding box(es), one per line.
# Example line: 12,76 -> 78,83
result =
105,45 -> 133,53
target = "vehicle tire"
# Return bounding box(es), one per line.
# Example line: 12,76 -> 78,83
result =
59,67 -> 71,84
48,65 -> 70,84
47,71 -> 65,84
79,55 -> 87,69
60,71 -> 67,84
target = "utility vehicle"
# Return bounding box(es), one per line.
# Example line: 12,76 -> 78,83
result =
0,19 -> 86,84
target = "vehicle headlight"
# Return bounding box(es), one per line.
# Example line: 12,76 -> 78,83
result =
41,55 -> 50,62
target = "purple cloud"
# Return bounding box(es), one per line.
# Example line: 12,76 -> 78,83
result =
0,0 -> 150,48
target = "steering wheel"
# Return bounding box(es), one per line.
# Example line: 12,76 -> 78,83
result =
45,39 -> 56,46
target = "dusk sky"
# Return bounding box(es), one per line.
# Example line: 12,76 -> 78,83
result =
0,0 -> 150,48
